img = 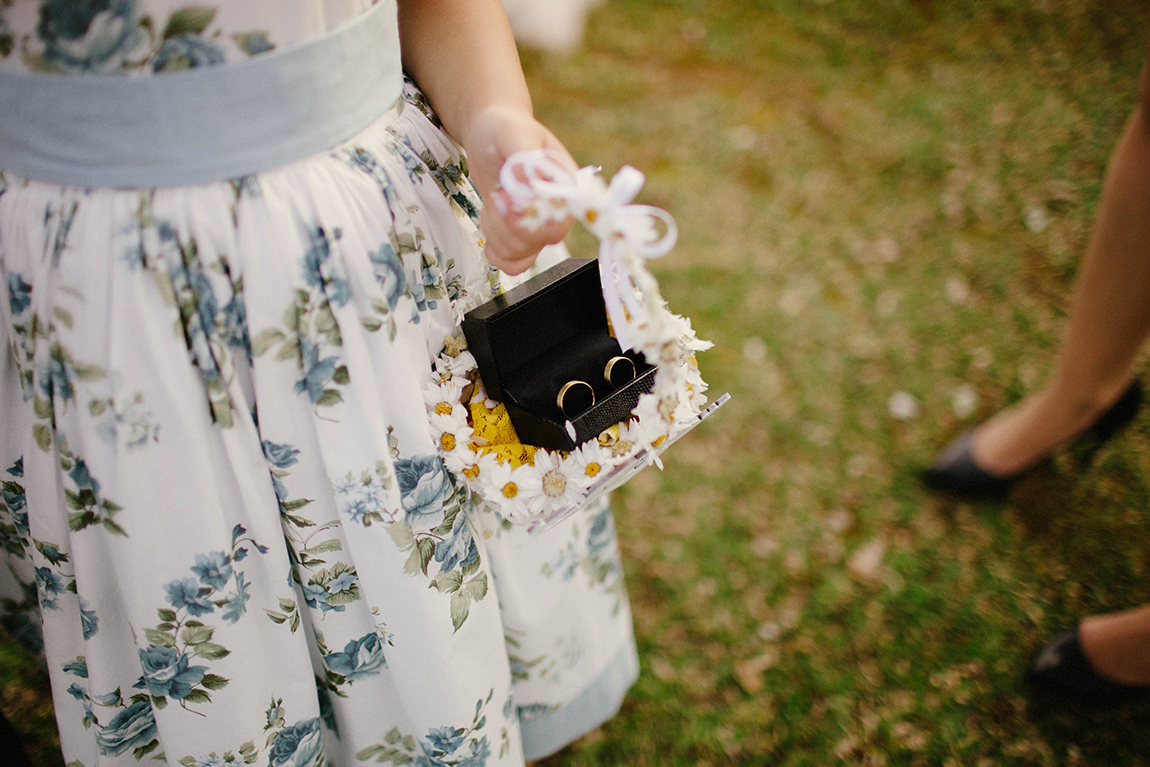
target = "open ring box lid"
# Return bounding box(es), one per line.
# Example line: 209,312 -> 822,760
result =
458,256 -> 729,532
462,257 -> 656,451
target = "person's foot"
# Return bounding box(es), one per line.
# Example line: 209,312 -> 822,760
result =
1030,609 -> 1150,703
1079,605 -> 1150,687
924,378 -> 1142,497
972,377 -> 1140,476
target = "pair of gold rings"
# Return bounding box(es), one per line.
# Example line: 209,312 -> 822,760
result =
556,356 -> 637,418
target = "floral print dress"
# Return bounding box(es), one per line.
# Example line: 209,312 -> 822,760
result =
0,2 -> 638,766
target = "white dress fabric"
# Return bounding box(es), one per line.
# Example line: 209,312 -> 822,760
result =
0,2 -> 638,765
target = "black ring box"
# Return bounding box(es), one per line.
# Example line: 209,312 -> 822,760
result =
461,257 -> 656,451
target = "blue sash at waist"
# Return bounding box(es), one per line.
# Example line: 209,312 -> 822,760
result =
0,0 -> 402,188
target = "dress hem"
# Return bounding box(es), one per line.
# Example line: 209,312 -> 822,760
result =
520,643 -> 640,761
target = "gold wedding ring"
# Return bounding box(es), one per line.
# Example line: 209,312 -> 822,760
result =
604,356 -> 637,388
557,380 -> 596,418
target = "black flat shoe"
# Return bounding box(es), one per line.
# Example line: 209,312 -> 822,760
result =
1028,627 -> 1150,703
923,378 -> 1143,498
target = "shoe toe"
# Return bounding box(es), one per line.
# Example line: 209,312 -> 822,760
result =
923,431 -> 1011,496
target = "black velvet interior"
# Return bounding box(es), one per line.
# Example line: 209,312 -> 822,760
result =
462,258 -> 657,448
504,333 -> 651,420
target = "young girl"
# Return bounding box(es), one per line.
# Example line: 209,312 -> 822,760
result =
0,1 -> 638,764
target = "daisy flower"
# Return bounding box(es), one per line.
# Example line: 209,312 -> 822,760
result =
443,349 -> 477,378
481,460 -> 536,522
423,376 -> 465,419
432,355 -> 457,386
571,441 -> 611,488
444,449 -> 499,491
517,449 -> 590,517
429,410 -> 471,456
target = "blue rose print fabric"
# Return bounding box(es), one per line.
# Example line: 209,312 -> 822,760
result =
0,3 -> 639,766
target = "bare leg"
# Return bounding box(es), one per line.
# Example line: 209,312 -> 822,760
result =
972,68 -> 1150,475
1080,604 -> 1150,685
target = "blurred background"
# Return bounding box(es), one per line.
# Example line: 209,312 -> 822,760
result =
6,0 -> 1150,764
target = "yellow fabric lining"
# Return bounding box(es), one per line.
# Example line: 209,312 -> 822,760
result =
469,396 -> 538,467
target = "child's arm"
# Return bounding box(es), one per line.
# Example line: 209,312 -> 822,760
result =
397,0 -> 576,275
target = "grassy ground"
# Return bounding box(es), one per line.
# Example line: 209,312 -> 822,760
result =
6,0 -> 1150,764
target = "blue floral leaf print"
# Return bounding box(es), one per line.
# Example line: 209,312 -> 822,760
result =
80,598 -> 99,639
301,226 -> 351,308
34,566 -> 65,609
327,569 -> 356,595
334,475 -> 390,526
136,646 -> 208,700
302,581 -> 333,612
69,459 -> 99,494
303,563 -> 359,612
41,348 -> 76,403
1,475 -> 29,546
433,511 -> 478,572
190,756 -> 229,767
165,578 -> 215,616
63,658 -> 89,678
261,441 -> 300,470
220,571 -> 249,624
152,33 -> 225,72
233,31 -> 273,55
324,631 -> 387,682
34,539 -> 67,565
222,293 -> 251,354
394,454 -> 455,529
191,551 -> 233,590
451,192 -> 479,220
66,682 -> 98,728
60,444 -> 124,535
267,717 -> 323,767
412,695 -> 494,767
588,507 -> 612,557
92,686 -> 124,708
36,0 -> 145,73
7,272 -> 31,314
399,145 -> 424,184
426,726 -> 466,755
7,458 -> 22,478
94,699 -> 158,757
367,243 -> 406,312
420,253 -> 445,309
294,339 -> 340,404
455,737 -> 491,767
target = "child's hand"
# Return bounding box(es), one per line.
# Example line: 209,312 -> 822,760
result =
463,106 -> 577,275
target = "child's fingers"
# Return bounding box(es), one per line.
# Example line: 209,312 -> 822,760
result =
481,203 -> 573,275
481,208 -> 534,274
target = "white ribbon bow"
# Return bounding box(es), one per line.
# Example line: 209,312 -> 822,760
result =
497,150 -> 678,352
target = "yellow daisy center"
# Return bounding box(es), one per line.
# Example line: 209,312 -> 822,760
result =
584,462 -> 601,478
440,433 -> 456,451
541,470 -> 567,498
502,482 -> 519,499
434,402 -> 453,415
462,465 -> 481,480
585,209 -> 598,223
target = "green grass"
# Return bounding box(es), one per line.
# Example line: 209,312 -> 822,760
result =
6,1 -> 1150,765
